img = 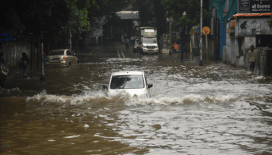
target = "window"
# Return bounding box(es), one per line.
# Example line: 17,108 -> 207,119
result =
110,75 -> 144,89
49,51 -> 64,55
67,50 -> 72,55
143,38 -> 157,43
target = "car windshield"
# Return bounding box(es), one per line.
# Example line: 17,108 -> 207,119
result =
49,51 -> 64,55
110,75 -> 144,89
143,38 -> 157,44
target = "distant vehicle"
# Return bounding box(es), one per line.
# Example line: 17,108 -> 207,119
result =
45,49 -> 78,68
102,71 -> 153,97
137,27 -> 159,55
161,32 -> 180,55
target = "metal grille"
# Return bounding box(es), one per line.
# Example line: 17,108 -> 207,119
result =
146,46 -> 155,49
267,51 -> 272,76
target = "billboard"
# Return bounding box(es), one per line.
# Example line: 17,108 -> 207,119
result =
141,29 -> 157,37
239,0 -> 272,13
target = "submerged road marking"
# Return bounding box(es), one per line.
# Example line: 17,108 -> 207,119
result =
83,51 -> 93,62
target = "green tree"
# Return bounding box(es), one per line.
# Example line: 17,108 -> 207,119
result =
135,0 -> 167,37
0,0 -> 126,47
161,0 -> 211,28
268,11 -> 272,28
0,0 -> 71,46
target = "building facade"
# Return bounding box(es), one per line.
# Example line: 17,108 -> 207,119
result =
224,0 -> 272,76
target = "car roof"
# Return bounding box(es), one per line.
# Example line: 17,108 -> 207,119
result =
112,71 -> 144,76
50,49 -> 69,51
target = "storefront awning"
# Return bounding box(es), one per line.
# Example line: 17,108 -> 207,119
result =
232,13 -> 271,19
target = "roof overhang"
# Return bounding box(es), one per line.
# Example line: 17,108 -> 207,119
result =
115,11 -> 139,20
228,13 -> 271,21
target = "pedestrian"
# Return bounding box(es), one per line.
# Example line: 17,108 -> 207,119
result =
100,36 -> 103,45
174,42 -> 178,52
20,52 -> 29,78
93,36 -> 97,46
121,35 -> 125,45
0,52 -> 4,64
125,37 -> 130,51
0,53 -> 8,89
247,45 -> 257,73
177,37 -> 181,52
96,35 -> 98,45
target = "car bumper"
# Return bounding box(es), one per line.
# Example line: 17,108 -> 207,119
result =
142,48 -> 158,53
45,61 -> 67,67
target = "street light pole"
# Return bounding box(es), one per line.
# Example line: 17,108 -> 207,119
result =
40,31 -> 45,81
181,11 -> 187,60
70,27 -> 72,52
199,0 -> 203,66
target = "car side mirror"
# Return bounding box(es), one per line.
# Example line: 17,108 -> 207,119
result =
102,85 -> 108,90
147,84 -> 153,88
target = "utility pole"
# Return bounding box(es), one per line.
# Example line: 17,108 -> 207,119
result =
37,36 -> 39,72
167,16 -> 173,55
169,20 -> 172,55
40,31 -> 45,81
70,27 -> 72,52
29,33 -> 33,70
199,0 -> 203,66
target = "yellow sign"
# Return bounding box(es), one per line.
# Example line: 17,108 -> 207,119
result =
189,29 -> 195,35
202,26 -> 210,35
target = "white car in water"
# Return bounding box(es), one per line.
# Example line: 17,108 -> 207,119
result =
102,71 -> 153,97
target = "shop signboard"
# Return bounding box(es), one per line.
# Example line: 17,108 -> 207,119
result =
239,0 -> 272,13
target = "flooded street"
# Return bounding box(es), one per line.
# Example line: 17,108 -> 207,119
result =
1,42 -> 272,155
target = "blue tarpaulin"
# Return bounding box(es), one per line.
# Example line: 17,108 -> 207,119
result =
0,33 -> 9,36
0,33 -> 15,42
4,37 -> 15,42
210,0 -> 238,27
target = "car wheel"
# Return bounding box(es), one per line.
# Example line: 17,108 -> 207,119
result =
68,62 -> 71,68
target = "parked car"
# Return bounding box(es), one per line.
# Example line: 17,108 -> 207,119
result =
102,71 -> 153,97
45,49 -> 78,68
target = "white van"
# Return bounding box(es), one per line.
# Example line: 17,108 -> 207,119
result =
140,37 -> 159,55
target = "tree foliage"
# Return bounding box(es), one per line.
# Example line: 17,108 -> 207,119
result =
0,0 -> 125,46
135,0 -> 167,36
268,11 -> 272,28
161,0 -> 211,27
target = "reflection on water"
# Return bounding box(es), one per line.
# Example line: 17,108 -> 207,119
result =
1,52 -> 272,155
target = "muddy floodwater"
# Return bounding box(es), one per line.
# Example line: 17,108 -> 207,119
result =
1,44 -> 272,155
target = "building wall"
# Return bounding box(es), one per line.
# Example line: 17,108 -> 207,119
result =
0,42 -> 38,69
225,16 -> 272,75
238,18 -> 272,37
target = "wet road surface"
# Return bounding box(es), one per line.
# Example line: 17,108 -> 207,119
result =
1,41 -> 272,155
